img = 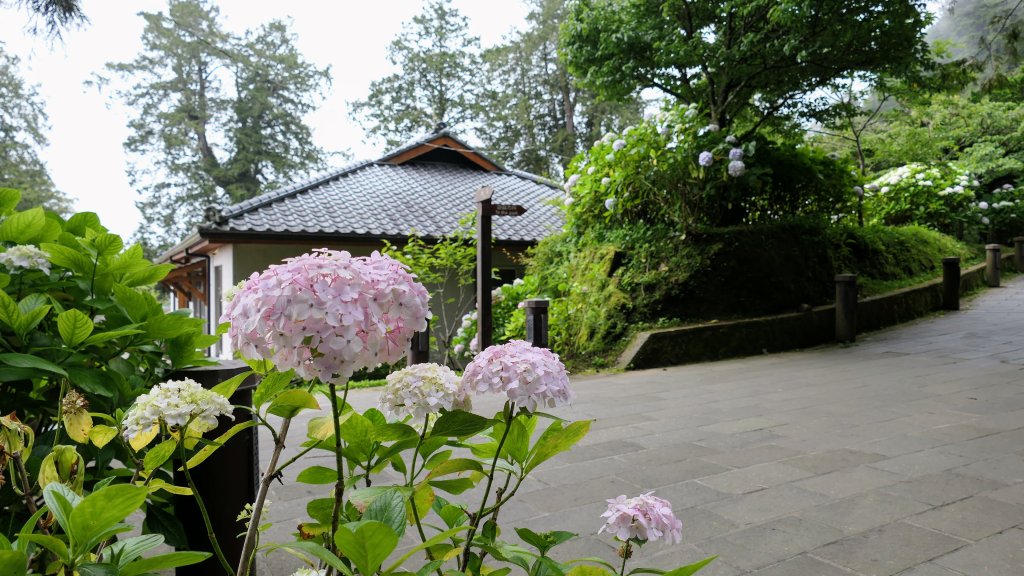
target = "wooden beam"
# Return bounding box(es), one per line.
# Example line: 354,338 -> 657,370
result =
386,136 -> 500,172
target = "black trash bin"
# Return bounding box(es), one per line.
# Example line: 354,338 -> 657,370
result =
172,360 -> 259,576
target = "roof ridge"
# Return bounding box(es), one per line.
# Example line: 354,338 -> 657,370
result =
220,160 -> 374,219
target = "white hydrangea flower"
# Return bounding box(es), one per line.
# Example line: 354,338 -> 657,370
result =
379,363 -> 469,420
605,197 -> 617,211
612,139 -> 626,151
587,166 -> 596,175
0,245 -> 51,275
978,201 -> 989,210
601,177 -> 611,187
290,569 -> 326,576
122,378 -> 233,440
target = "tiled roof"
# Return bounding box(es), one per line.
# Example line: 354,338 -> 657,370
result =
204,160 -> 564,243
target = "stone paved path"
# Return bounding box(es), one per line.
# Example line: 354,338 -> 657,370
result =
258,276 -> 1024,575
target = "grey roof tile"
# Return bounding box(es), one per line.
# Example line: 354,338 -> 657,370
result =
208,160 -> 563,243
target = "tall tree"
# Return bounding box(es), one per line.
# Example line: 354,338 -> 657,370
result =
479,0 -> 642,177
350,0 -> 483,148
561,0 -> 931,131
0,0 -> 87,39
932,0 -> 1024,88
100,0 -> 330,254
0,43 -> 73,215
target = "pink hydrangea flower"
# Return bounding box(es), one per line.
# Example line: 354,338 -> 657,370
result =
461,340 -> 573,412
222,249 -> 430,383
599,492 -> 682,544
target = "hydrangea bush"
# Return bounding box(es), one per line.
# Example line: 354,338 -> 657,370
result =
973,182 -> 1024,243
864,162 -> 980,235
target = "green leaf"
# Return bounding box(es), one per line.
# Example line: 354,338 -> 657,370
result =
516,528 -> 577,556
41,484 -> 79,535
82,328 -> 144,346
0,189 -> 21,214
210,370 -> 252,399
65,367 -> 114,397
661,557 -> 716,576
18,535 -> 68,564
383,526 -> 472,574
428,478 -> 477,494
525,420 -> 592,474
111,284 -> 158,322
295,465 -> 337,484
306,498 -> 336,524
119,552 -> 212,576
268,542 -> 352,576
14,304 -> 50,339
425,458 -> 483,480
0,291 -> 18,330
506,417 -> 531,465
183,421 -> 256,469
334,520 -> 398,576
91,234 -> 124,257
363,487 -> 407,538
0,550 -> 27,576
122,263 -> 175,287
267,389 -> 319,418
251,370 -> 293,408
145,313 -> 199,340
69,484 -> 148,551
0,353 -> 67,377
0,208 -> 44,244
102,534 -> 163,567
430,410 -> 491,437
372,422 -> 418,442
73,564 -> 117,576
57,309 -> 94,347
41,242 -> 95,275
143,438 -> 178,472
88,425 -> 118,448
339,411 -> 375,460
64,212 -> 103,236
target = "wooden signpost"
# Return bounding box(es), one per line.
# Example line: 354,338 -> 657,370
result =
475,186 -> 526,351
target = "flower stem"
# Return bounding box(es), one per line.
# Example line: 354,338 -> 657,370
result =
179,437 -> 233,576
236,417 -> 291,576
327,379 -> 350,566
461,402 -> 514,573
12,454 -> 48,535
619,541 -> 632,576
408,414 -> 444,576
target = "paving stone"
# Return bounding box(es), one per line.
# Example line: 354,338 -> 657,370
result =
697,462 -> 814,495
519,475 -> 642,511
529,456 -> 632,487
933,528 -> 1024,576
953,455 -> 1024,484
869,449 -> 977,477
986,481 -> 1024,505
701,485 -> 830,526
700,516 -> 843,571
613,458 -> 731,488
656,479 -> 732,509
785,448 -> 887,474
813,522 -> 966,576
797,489 -> 932,534
895,563 -> 967,576
559,439 -> 648,463
749,555 -> 857,576
674,507 -> 738,543
907,496 -> 1024,541
699,416 -> 785,434
794,465 -> 905,499
645,543 -> 742,575
880,471 -> 1008,506
617,443 -> 721,466
702,444 -> 804,468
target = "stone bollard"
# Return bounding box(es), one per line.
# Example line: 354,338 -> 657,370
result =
985,244 -> 1001,287
942,257 -> 961,311
524,299 -> 550,348
1015,237 -> 1024,273
172,362 -> 258,576
835,274 -> 857,343
407,324 -> 430,365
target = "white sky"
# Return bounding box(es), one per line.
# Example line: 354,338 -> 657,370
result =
0,1 -> 531,239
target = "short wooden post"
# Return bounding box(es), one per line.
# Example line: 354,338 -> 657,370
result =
942,257 -> 960,311
1014,236 -> 1024,273
524,299 -> 549,348
835,274 -> 857,343
985,244 -> 1001,287
407,324 -> 430,365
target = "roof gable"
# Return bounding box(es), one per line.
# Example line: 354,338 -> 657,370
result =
378,132 -> 504,172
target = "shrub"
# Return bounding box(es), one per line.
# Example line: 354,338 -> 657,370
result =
864,163 -> 980,235
0,188 -> 214,537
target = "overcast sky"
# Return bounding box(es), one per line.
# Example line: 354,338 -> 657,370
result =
0,1 -> 530,239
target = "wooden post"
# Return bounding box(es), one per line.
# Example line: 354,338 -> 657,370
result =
524,299 -> 549,348
942,257 -> 960,311
407,324 -> 430,365
475,186 -> 494,351
1014,237 -> 1024,273
835,274 -> 857,343
985,244 -> 1001,288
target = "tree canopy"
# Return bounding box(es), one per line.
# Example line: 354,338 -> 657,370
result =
350,0 -> 483,148
0,43 -> 73,215
561,0 -> 932,129
1,0 -> 87,38
100,0 -> 330,254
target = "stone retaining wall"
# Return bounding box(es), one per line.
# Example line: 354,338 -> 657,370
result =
617,253 -> 1014,370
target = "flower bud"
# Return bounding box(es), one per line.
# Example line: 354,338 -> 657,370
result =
38,445 -> 86,495
0,413 -> 34,487
61,389 -> 93,444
